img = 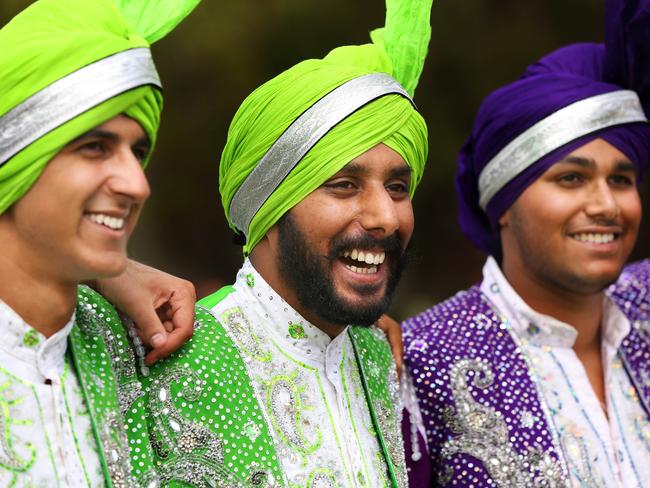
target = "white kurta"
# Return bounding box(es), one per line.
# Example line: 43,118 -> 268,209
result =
0,300 -> 104,487
481,257 -> 650,488
210,259 -> 399,487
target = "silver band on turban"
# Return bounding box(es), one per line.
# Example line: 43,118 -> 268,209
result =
228,72 -> 415,237
478,90 -> 647,210
0,47 -> 161,165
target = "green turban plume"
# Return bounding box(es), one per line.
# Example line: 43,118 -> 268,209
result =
220,0 -> 433,254
0,0 -> 200,214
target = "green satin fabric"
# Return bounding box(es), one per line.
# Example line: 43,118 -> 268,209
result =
220,0 -> 433,253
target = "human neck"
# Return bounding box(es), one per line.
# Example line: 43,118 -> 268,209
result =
501,259 -> 603,353
0,252 -> 77,338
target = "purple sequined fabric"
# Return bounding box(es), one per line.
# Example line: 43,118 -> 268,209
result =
609,259 -> 650,415
403,287 -> 568,487
403,260 -> 650,486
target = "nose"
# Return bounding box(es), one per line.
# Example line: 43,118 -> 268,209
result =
108,149 -> 151,203
358,185 -> 401,237
584,179 -> 619,221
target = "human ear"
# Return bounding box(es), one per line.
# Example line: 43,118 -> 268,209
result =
498,209 -> 511,228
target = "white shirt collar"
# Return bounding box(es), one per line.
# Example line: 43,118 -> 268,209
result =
0,299 -> 74,380
233,259 -> 338,363
479,256 -> 630,349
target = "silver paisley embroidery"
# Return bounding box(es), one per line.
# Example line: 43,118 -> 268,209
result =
442,359 -> 567,487
144,366 -> 257,487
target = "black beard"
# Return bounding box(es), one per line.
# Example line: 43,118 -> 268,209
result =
276,213 -> 410,327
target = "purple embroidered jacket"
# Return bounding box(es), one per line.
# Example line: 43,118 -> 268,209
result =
402,260 -> 650,487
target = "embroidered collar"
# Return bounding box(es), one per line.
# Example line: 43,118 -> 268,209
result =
233,259 -> 338,363
480,257 -> 630,349
0,299 -> 74,380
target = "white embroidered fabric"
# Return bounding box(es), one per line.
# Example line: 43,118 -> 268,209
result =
481,257 -> 650,487
0,300 -> 103,487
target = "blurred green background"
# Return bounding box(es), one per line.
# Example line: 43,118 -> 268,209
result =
2,1 -> 648,319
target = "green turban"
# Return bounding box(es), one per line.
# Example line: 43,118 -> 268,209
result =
220,0 -> 432,254
0,0 -> 200,214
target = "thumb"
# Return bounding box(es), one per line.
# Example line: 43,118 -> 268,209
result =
128,303 -> 169,351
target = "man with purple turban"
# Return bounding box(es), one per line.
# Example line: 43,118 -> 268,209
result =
402,0 -> 650,486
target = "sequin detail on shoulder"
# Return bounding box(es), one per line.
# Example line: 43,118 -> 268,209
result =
402,286 -> 569,486
139,305 -> 285,487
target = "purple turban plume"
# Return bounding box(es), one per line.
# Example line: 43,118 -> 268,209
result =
456,0 -> 650,258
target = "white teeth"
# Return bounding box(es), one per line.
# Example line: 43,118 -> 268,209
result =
572,233 -> 615,244
343,248 -> 387,266
87,213 -> 125,230
345,264 -> 378,274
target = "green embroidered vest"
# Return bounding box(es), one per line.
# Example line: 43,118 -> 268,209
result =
69,285 -> 147,487
72,286 -> 407,487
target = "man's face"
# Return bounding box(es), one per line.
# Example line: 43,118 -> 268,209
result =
2,114 -> 151,283
271,143 -> 414,327
500,138 -> 642,294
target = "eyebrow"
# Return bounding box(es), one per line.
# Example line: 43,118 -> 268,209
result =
557,155 -> 636,172
69,129 -> 151,151
338,161 -> 412,179
71,129 -> 118,144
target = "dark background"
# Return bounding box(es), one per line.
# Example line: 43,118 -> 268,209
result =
3,1 -> 648,319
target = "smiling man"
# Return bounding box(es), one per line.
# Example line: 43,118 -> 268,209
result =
402,0 -> 650,486
0,0 -> 198,485
107,0 -> 431,486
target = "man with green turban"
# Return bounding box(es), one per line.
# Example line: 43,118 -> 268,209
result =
101,0 -> 432,486
0,0 -> 199,485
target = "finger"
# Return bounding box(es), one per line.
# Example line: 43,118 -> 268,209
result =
377,314 -> 404,377
387,325 -> 403,378
145,323 -> 191,365
128,305 -> 169,352
145,299 -> 195,365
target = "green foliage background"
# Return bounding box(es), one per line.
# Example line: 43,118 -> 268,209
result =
2,1 -> 648,318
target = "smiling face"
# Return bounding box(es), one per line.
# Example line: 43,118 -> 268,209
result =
255,143 -> 414,332
0,114 -> 151,284
500,138 -> 642,295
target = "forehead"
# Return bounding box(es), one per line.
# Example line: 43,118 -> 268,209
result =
66,114 -> 147,147
550,138 -> 635,171
331,143 -> 410,177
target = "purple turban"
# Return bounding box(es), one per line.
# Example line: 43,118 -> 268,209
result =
456,0 -> 650,258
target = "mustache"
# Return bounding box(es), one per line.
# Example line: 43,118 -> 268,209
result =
327,233 -> 403,260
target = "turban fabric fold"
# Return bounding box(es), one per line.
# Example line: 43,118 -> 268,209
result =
0,0 -> 200,214
220,0 -> 432,254
456,0 -> 650,258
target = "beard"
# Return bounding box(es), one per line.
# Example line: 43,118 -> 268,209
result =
276,213 -> 411,327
